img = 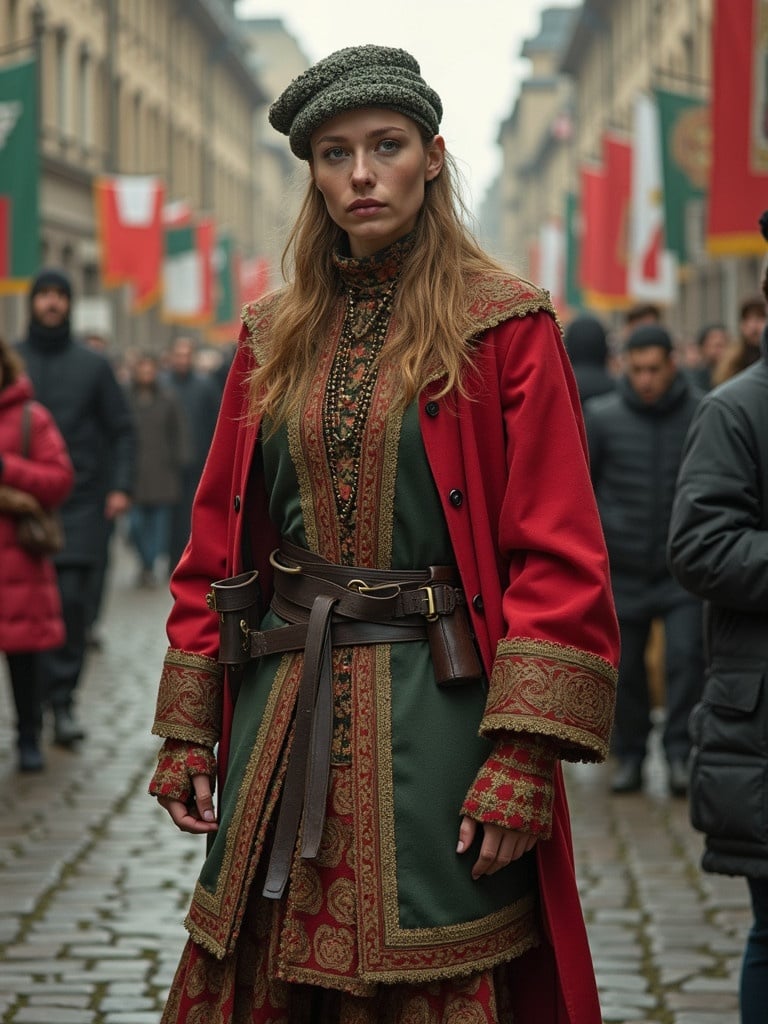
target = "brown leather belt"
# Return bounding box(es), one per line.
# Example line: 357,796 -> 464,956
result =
260,541 -> 466,900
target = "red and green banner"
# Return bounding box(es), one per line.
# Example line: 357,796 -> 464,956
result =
0,59 -> 39,292
162,215 -> 215,325
707,0 -> 768,255
655,88 -> 709,264
95,175 -> 165,310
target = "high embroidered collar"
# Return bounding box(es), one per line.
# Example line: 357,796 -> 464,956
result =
332,232 -> 415,298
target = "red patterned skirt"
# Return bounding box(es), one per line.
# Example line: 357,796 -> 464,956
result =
161,766 -> 534,1023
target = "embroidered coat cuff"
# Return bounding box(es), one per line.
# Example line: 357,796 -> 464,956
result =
148,738 -> 217,804
151,647 -> 224,747
480,637 -> 617,763
461,734 -> 555,839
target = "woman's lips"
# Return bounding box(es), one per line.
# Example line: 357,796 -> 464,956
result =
347,200 -> 384,216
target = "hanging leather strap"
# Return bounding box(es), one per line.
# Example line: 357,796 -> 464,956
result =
262,593 -> 337,899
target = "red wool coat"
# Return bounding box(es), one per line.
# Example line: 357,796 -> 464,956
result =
154,276 -> 619,1023
0,376 -> 74,653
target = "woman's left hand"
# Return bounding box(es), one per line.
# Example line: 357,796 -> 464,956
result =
457,816 -> 537,879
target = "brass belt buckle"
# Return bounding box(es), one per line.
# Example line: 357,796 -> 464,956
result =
420,585 -> 439,621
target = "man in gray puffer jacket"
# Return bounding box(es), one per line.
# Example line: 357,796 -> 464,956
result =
584,324 -> 704,796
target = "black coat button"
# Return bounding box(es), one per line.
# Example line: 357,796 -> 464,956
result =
472,594 -> 484,612
448,489 -> 463,507
233,494 -> 241,512
425,400 -> 439,417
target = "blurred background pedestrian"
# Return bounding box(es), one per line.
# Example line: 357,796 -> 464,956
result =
16,269 -> 135,748
584,324 -> 704,796
0,335 -> 73,771
127,352 -> 189,587
162,337 -> 220,575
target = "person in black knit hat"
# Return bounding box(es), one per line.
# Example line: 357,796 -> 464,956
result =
16,268 -> 135,748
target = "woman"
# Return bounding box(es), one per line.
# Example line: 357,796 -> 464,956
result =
0,335 -> 73,771
149,46 -> 619,1024
668,242 -> 768,1024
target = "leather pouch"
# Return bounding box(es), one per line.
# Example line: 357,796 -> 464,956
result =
207,571 -> 261,665
427,604 -> 483,686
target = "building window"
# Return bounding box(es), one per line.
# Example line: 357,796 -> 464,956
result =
78,46 -> 91,149
55,29 -> 68,138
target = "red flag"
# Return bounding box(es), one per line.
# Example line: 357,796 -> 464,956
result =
95,175 -> 164,311
579,162 -> 606,302
707,0 -> 768,254
579,135 -> 632,310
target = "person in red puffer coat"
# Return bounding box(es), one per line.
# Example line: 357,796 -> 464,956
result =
0,336 -> 73,771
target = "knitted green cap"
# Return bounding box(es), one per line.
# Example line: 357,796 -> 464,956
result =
269,45 -> 443,160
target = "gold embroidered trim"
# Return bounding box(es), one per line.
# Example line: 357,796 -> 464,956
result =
465,273 -> 561,337
481,637 -> 617,763
186,655 -> 300,958
498,637 -> 618,681
151,647 -> 223,746
339,645 -> 542,982
241,290 -> 284,366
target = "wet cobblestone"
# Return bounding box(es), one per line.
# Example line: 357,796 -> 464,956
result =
0,542 -> 751,1023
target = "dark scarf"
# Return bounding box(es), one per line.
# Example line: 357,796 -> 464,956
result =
25,316 -> 72,352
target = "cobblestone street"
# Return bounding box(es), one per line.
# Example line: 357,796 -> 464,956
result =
0,542 -> 751,1024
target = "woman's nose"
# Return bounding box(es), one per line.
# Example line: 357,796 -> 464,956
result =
350,152 -> 374,187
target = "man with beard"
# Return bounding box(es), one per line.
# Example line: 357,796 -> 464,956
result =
584,324 -> 704,796
16,269 -> 135,746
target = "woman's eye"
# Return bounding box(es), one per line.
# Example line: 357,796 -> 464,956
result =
324,146 -> 346,161
378,139 -> 400,153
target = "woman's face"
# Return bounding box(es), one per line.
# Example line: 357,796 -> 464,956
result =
309,108 -> 444,258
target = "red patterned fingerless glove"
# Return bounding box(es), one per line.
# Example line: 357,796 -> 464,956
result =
460,734 -> 556,839
148,738 -> 217,804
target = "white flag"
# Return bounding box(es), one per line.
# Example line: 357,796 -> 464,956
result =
629,93 -> 678,305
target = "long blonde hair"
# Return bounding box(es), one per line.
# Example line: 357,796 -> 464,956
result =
248,146 -> 506,424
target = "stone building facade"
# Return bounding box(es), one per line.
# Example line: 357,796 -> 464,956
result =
0,0 -> 306,350
490,0 -> 764,340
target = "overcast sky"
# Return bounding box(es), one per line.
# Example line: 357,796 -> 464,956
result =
236,0 -> 580,213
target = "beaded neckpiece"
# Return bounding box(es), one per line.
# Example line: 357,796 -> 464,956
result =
323,234 -> 413,525
323,279 -> 397,522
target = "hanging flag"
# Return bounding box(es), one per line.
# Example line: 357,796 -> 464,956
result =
538,218 -> 565,312
95,175 -> 164,311
629,93 -> 678,305
579,136 -> 632,311
579,162 -> 606,307
655,88 -> 709,264
0,59 -> 39,292
162,216 -> 215,325
564,191 -> 583,311
707,0 -> 768,255
207,234 -> 241,342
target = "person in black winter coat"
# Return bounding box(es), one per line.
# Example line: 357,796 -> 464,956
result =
668,306 -> 768,1024
16,269 -> 135,746
161,337 -> 220,573
563,314 -> 615,404
584,324 -> 704,796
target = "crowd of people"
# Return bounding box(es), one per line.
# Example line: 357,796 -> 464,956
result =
1,41 -> 766,1022
0,270 -> 230,772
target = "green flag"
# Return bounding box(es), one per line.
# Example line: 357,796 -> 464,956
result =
0,59 -> 39,290
564,191 -> 583,311
655,88 -> 709,264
